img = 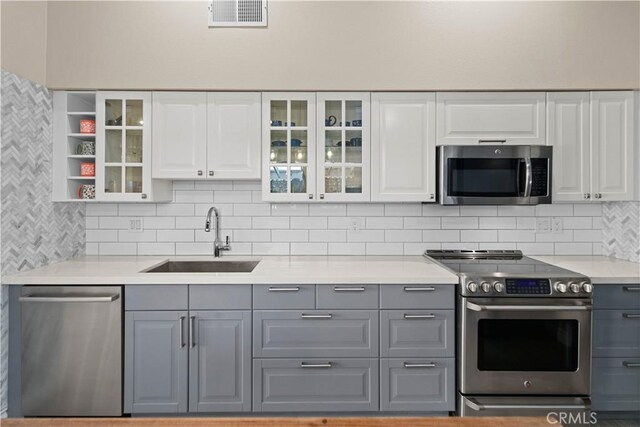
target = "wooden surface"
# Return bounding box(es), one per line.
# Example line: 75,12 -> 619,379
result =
2,416 -> 555,427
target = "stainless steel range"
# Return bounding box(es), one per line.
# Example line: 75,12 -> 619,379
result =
426,250 -> 593,417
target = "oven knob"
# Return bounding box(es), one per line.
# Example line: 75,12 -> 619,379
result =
481,282 -> 491,293
569,282 -> 580,293
467,282 -> 478,293
493,282 -> 504,293
582,282 -> 593,294
554,282 -> 567,293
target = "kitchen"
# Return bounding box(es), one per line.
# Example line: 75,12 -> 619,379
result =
1,1 -> 640,426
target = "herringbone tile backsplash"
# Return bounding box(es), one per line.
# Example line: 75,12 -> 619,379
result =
603,201 -> 640,262
0,70 -> 86,416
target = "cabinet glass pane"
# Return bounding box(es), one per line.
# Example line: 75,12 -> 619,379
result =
290,101 -> 307,127
126,129 -> 143,163
325,130 -> 342,163
291,130 -> 307,164
346,166 -> 363,193
345,130 -> 362,163
269,166 -> 288,193
105,130 -> 122,163
270,101 -> 286,126
105,166 -> 122,193
324,101 -> 342,127
291,166 -> 307,193
126,100 -> 143,126
105,99 -> 123,126
125,167 -> 143,193
325,167 -> 342,193
270,130 -> 287,164
346,100 -> 363,126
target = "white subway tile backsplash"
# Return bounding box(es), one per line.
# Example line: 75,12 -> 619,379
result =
85,181 -> 608,257
86,242 -> 99,255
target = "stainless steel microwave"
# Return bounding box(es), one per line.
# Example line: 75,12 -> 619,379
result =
438,145 -> 552,205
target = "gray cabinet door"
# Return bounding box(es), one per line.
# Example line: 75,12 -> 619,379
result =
316,284 -> 379,309
380,310 -> 455,358
124,311 -> 188,414
253,284 -> 315,309
253,358 -> 379,412
380,358 -> 455,412
189,311 -> 251,412
253,310 -> 379,357
125,285 -> 188,311
593,310 -> 640,358
594,284 -> 640,309
380,285 -> 454,309
592,357 -> 640,412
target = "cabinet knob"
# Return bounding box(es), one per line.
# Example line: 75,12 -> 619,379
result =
584,193 -> 590,200
429,194 -> 435,200
141,193 -> 147,199
209,171 -> 214,177
595,193 -> 602,199
308,194 -> 313,199
197,170 -> 203,176
320,194 -> 325,200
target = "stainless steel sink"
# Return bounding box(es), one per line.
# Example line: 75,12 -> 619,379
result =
145,260 -> 260,273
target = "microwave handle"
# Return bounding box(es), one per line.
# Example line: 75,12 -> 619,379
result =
524,157 -> 533,198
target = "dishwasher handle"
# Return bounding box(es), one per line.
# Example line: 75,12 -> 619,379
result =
20,294 -> 120,303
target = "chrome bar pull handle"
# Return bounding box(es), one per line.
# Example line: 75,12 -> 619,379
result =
404,362 -> 436,368
179,316 -> 186,348
403,286 -> 436,292
623,313 -> 640,319
300,362 -> 332,369
478,139 -> 507,144
623,361 -> 640,368
268,287 -> 300,292
403,313 -> 436,319
334,286 -> 365,292
19,295 -> 119,303
624,286 -> 640,292
301,313 -> 333,319
189,316 -> 196,348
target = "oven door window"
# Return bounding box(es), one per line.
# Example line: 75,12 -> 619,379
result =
477,319 -> 579,371
448,158 -> 525,197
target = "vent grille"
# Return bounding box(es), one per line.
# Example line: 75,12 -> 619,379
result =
209,0 -> 267,27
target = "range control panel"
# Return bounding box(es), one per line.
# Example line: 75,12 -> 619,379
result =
460,276 -> 593,297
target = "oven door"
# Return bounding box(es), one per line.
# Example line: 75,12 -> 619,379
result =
439,145 -> 552,205
460,297 -> 591,395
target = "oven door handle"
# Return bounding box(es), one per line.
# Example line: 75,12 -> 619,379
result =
466,301 -> 592,312
465,397 -> 590,411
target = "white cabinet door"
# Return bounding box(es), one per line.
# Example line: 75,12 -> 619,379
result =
547,92 -> 591,203
591,91 -> 634,201
436,92 -> 546,146
262,92 -> 317,202
207,93 -> 261,180
371,93 -> 436,202
152,92 -> 207,180
316,92 -> 370,202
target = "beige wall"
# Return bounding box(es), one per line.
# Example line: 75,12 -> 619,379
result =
1,1 -> 48,85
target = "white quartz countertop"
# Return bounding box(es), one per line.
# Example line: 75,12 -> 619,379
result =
531,255 -> 640,284
1,255 -> 460,285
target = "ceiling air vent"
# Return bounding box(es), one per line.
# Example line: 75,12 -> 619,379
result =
209,0 -> 267,27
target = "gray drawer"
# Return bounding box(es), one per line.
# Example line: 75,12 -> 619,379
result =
593,310 -> 640,358
253,310 -> 379,358
381,310 -> 454,358
380,285 -> 454,309
125,285 -> 188,311
594,284 -> 640,309
253,284 -> 315,309
253,358 -> 379,412
189,284 -> 251,310
380,358 -> 455,412
316,284 -> 379,309
592,357 -> 640,412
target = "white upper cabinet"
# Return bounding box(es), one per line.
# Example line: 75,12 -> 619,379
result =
547,92 -> 591,202
590,91 -> 634,201
549,91 -> 634,203
152,92 -> 261,180
207,93 -> 261,179
436,92 -> 546,146
152,92 -> 207,179
371,93 -> 436,202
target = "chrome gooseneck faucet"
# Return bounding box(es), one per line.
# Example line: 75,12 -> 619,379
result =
204,206 -> 230,257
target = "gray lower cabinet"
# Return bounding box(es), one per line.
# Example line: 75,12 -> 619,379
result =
380,358 -> 455,412
124,311 -> 188,414
253,358 -> 379,412
592,358 -> 640,412
189,311 -> 251,412
253,310 -> 379,358
380,310 -> 454,358
593,309 -> 640,358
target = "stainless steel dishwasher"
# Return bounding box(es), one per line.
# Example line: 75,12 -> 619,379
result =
20,286 -> 122,416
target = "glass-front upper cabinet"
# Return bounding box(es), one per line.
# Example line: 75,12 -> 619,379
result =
317,93 -> 370,201
262,93 -> 317,202
96,91 -> 154,201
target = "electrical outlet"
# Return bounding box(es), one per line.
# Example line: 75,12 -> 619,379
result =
350,218 -> 362,233
535,218 -> 551,233
552,218 -> 563,234
128,217 -> 144,233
